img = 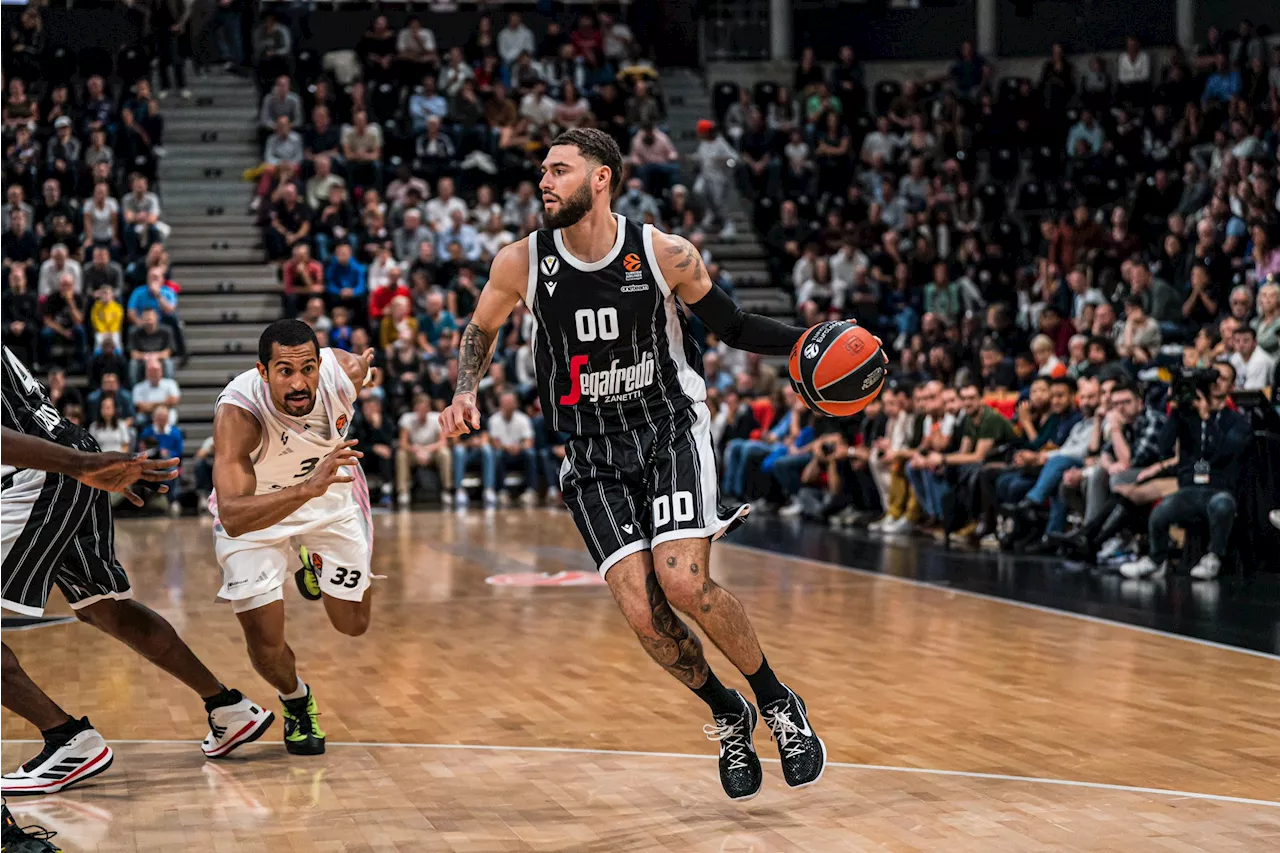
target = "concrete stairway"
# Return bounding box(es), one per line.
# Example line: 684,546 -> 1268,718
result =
659,69 -> 791,323
158,72 -> 277,451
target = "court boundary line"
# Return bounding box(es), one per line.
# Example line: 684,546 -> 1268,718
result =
725,542 -> 1280,662
7,738 -> 1276,809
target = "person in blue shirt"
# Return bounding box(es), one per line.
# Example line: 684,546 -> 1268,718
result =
995,376 -> 1083,510
1065,110 -> 1105,156
434,208 -> 482,262
416,288 -> 457,354
138,403 -> 184,515
722,391 -> 812,500
407,76 -> 450,136
126,268 -> 179,325
325,242 -> 368,324
1201,54 -> 1241,106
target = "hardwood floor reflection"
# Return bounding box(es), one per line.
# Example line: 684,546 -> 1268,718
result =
2,510 -> 1277,851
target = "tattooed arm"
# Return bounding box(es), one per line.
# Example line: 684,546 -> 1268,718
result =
652,229 -> 808,356
439,239 -> 527,438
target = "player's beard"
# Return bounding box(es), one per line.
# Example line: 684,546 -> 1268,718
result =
280,389 -> 315,417
542,177 -> 593,230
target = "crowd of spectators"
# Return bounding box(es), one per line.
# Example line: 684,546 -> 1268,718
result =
707,23 -> 1279,576
4,3 -> 192,516
247,7 -> 699,508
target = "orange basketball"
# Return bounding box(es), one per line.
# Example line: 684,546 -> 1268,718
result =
788,321 -> 889,416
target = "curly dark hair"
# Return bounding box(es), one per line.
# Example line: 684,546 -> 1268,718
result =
550,127 -> 623,192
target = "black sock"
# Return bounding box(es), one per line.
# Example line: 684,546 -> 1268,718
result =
691,669 -> 741,718
41,715 -> 90,747
744,655 -> 790,707
202,686 -> 242,712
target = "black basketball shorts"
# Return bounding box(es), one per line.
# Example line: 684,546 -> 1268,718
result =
1,435 -> 132,616
559,402 -> 750,576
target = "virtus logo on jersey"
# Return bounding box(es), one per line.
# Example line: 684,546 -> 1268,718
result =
559,352 -> 657,405
540,255 -> 560,276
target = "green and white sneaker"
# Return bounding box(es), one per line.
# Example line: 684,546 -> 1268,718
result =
295,546 -> 322,601
281,688 -> 326,756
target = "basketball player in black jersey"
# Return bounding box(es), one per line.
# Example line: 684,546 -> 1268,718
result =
440,128 -> 826,799
1,346 -> 273,797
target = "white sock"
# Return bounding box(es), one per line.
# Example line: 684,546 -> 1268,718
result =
279,678 -> 308,701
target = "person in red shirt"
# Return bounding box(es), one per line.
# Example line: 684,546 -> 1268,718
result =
281,242 -> 324,318
570,14 -> 602,61
368,264 -> 411,326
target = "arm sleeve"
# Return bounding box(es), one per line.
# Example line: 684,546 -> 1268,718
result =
685,282 -> 806,356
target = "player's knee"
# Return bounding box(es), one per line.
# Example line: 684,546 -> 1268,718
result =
659,574 -> 707,616
332,611 -> 370,637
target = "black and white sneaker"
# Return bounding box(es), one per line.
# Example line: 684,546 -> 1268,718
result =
761,685 -> 826,788
1,720 -> 113,797
702,690 -> 762,800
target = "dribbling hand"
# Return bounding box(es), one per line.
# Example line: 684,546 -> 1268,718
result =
301,440 -> 363,498
440,393 -> 481,438
356,348 -> 381,389
76,451 -> 180,507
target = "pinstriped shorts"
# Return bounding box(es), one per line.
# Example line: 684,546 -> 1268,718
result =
1,432 -> 132,617
559,402 -> 749,578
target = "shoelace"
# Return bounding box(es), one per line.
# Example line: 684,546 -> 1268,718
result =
703,717 -> 751,772
762,706 -> 808,760
284,699 -> 319,737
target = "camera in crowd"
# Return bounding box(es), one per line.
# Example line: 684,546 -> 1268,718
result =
1170,367 -> 1218,409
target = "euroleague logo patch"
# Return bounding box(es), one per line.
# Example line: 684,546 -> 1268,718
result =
335,414 -> 348,436
623,252 -> 644,282
803,343 -> 820,360
310,552 -> 323,573
540,255 -> 560,276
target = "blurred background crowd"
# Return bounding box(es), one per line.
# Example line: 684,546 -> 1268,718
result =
3,2 -> 1277,575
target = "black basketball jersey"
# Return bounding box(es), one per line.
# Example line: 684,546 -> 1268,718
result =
523,214 -> 707,436
1,346 -> 82,478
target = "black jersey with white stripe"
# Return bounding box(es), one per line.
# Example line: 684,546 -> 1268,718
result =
522,214 -> 707,437
2,347 -> 81,474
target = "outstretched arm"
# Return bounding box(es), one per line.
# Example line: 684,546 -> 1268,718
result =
211,405 -> 361,537
333,346 -> 379,391
439,239 -> 527,437
653,230 -> 807,356
1,426 -> 177,506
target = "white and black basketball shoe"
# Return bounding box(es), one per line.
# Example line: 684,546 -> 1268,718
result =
761,685 -> 827,788
202,691 -> 275,759
1,720 -> 113,796
703,690 -> 763,800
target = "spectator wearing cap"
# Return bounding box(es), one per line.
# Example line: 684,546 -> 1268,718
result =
46,116 -> 82,196
692,120 -> 738,235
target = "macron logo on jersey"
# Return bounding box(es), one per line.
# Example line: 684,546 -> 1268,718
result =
559,352 -> 657,406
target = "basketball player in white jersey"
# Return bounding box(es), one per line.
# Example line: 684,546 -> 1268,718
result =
210,320 -> 376,755
440,128 -> 825,800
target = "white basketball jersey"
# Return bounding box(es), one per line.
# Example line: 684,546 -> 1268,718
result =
213,348 -> 362,519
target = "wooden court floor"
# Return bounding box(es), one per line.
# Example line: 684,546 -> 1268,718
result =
2,509 -> 1278,852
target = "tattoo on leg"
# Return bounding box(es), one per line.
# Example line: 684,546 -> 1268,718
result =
637,572 -> 709,689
